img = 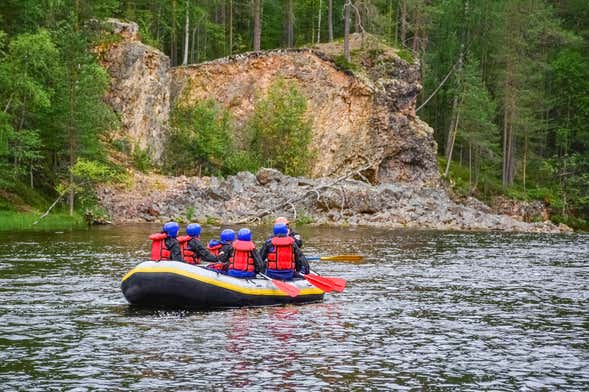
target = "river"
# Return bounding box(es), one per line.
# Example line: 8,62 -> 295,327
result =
0,225 -> 587,390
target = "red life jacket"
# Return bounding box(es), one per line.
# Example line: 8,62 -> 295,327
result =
229,240 -> 256,273
149,233 -> 170,261
208,243 -> 222,256
177,235 -> 200,264
267,236 -> 295,271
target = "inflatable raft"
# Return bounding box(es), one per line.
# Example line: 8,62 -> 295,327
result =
121,261 -> 325,308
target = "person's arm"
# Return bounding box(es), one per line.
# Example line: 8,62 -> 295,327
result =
191,239 -> 219,263
218,244 -> 232,266
251,249 -> 265,273
293,243 -> 309,274
259,240 -> 270,262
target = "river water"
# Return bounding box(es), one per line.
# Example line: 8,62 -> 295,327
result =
0,225 -> 587,390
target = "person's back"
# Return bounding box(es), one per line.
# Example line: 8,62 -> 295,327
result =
261,222 -> 308,280
183,223 -> 218,264
162,222 -> 183,262
226,228 -> 264,279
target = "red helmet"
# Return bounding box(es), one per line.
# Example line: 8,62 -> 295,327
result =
274,217 -> 289,225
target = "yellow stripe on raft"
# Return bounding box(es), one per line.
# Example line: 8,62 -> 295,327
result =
121,266 -> 324,296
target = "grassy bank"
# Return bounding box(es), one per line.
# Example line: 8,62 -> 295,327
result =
0,211 -> 86,232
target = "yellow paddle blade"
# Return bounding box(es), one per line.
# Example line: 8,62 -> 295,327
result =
319,255 -> 364,261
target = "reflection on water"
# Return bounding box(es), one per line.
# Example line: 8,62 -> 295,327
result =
0,225 -> 588,390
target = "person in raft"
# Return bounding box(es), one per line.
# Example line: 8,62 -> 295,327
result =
162,221 -> 183,262
207,238 -> 223,256
221,228 -> 265,278
184,223 -> 219,264
260,222 -> 309,280
274,216 -> 303,248
207,229 -> 236,271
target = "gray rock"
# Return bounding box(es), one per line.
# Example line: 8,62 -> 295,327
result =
256,168 -> 285,185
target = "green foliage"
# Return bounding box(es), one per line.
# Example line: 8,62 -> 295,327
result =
333,54 -> 358,72
295,209 -> 314,225
249,78 -> 314,177
57,158 -> 118,219
396,48 -> 415,63
185,206 -> 196,221
111,137 -> 131,154
0,211 -> 85,231
132,145 -> 152,172
165,99 -> 238,176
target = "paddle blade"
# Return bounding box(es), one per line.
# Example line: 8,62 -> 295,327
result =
321,276 -> 347,292
320,255 -> 364,262
304,274 -> 336,292
271,279 -> 300,298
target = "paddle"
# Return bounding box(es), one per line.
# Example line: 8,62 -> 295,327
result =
306,255 -> 364,262
302,273 -> 346,293
258,273 -> 300,298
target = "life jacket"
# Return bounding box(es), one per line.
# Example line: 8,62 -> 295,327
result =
229,240 -> 256,273
267,236 -> 295,271
149,232 -> 170,261
177,235 -> 200,265
208,241 -> 222,256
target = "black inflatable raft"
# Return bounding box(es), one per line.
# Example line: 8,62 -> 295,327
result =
121,261 -> 325,308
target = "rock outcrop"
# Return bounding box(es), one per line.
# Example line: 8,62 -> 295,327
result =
97,19 -> 170,163
171,34 -> 439,185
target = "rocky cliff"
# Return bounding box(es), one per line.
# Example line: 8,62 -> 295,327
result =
99,20 -> 437,185
171,35 -> 439,185
97,19 -> 170,163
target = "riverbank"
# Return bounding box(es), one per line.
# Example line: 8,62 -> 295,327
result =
97,169 -> 571,233
0,211 -> 86,232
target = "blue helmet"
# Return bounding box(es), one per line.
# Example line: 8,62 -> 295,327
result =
186,223 -> 202,237
208,239 -> 221,247
220,229 -> 235,242
273,222 -> 288,236
163,221 -> 179,237
237,228 -> 252,241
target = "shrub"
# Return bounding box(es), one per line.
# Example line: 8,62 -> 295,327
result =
165,100 -> 236,176
249,78 -> 315,177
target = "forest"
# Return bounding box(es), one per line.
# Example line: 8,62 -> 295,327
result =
0,0 -> 587,229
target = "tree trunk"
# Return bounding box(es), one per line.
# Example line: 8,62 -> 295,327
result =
444,107 -> 461,177
523,131 -> 527,191
444,0 -> 468,158
284,0 -> 294,48
354,0 -> 361,33
253,0 -> 262,51
394,0 -> 400,46
317,0 -> 322,44
328,0 -> 333,41
228,0 -> 233,55
182,0 -> 189,65
191,25 -> 197,63
400,0 -> 407,46
468,141 -> 472,189
344,1 -> 351,61
171,0 -> 177,66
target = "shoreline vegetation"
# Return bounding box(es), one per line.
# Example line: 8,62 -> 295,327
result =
0,211 -> 86,232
